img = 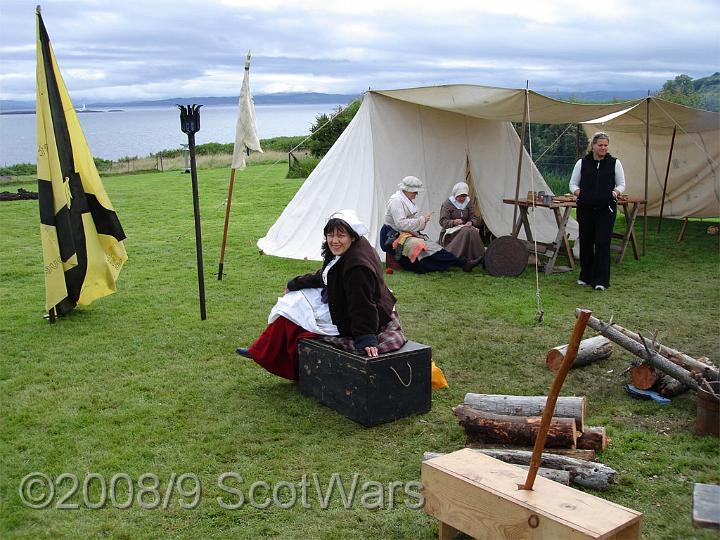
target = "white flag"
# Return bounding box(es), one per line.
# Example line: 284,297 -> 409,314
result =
231,51 -> 262,170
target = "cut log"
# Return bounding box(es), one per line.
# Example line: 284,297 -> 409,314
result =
577,309 -> 702,391
471,448 -> 616,491
546,335 -> 613,371
453,405 -> 578,448
613,325 -> 719,381
577,426 -> 609,452
629,364 -> 658,390
422,452 -> 570,485
465,442 -> 596,461
463,393 -> 585,432
655,374 -> 690,398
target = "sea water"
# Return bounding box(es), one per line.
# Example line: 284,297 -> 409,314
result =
0,103 -> 345,166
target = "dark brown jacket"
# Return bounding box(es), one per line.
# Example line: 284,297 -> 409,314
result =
438,199 -> 480,242
286,237 -> 396,349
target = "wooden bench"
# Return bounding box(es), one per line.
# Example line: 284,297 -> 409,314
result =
298,339 -> 432,426
423,449 -> 642,539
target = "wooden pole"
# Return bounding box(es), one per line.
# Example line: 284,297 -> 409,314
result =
643,95 -> 650,255
519,309 -> 591,491
657,126 -> 677,232
217,167 -> 237,280
512,87 -> 529,235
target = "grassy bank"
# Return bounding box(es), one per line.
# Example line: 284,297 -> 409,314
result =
0,164 -> 718,539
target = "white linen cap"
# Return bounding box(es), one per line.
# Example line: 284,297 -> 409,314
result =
327,209 -> 369,237
398,175 -> 423,192
452,182 -> 469,197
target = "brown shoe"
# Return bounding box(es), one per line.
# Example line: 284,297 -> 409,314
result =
462,256 -> 484,272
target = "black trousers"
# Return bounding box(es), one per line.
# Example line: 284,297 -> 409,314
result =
577,204 -> 616,288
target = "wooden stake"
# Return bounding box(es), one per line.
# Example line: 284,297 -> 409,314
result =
519,308 -> 591,491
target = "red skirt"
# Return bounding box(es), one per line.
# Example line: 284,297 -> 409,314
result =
248,316 -> 318,381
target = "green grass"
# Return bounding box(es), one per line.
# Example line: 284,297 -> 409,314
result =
1,164 -> 719,539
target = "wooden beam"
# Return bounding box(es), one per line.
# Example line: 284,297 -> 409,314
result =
657,126 -> 677,232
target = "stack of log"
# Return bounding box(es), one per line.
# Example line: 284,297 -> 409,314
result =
449,393 -> 614,490
576,310 -> 719,399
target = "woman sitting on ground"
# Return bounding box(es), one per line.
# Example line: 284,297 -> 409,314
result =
438,182 -> 486,263
236,209 -> 407,381
380,176 -> 483,274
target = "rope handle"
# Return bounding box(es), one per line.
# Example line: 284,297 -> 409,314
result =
390,362 -> 413,387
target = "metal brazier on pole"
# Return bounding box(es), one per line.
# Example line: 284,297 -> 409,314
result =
178,104 -> 207,320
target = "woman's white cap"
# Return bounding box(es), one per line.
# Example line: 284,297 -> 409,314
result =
327,209 -> 369,237
398,175 -> 423,192
452,182 -> 469,197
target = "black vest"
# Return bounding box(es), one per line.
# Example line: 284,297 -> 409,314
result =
577,153 -> 617,207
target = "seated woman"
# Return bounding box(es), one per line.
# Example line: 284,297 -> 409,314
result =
438,182 -> 486,262
380,176 -> 483,274
236,209 -> 407,381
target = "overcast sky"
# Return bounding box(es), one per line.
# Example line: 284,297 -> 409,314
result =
1,0 -> 718,102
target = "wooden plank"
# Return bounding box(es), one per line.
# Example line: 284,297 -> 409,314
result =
422,449 -> 641,539
693,483 -> 720,529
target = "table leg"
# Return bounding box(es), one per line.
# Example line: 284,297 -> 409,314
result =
439,521 -> 460,540
617,203 -> 641,264
556,207 -> 575,271
520,208 -> 533,242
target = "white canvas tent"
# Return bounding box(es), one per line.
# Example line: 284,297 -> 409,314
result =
258,85 -> 719,261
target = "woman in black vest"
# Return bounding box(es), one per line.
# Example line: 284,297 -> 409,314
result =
569,132 -> 626,290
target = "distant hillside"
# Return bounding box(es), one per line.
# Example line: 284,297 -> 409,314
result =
0,92 -> 359,112
541,89 -> 649,102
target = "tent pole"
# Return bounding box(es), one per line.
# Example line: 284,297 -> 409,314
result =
657,126 -> 677,233
217,167 -> 237,280
643,96 -> 650,256
512,88 -> 529,235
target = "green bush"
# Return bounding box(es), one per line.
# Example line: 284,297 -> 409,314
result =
286,156 -> 320,179
93,157 -> 113,171
261,135 -> 307,152
307,99 -> 362,158
542,170 -> 571,195
0,163 -> 36,176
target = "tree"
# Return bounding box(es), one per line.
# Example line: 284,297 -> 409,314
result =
656,74 -> 702,108
307,99 -> 361,158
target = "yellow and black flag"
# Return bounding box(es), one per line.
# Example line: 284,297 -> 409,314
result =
36,7 -> 128,317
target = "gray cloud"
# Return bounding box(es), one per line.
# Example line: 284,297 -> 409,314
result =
1,0 -> 717,101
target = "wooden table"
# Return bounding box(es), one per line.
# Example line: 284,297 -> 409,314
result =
611,197 -> 645,264
504,196 -> 646,274
504,198 -> 576,275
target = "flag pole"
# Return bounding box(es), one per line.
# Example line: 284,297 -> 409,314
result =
217,51 -> 260,280
217,167 -> 237,280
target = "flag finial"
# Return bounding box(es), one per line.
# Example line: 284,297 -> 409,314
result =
36,5 -> 41,14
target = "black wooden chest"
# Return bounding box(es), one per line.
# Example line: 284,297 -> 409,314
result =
298,339 -> 432,426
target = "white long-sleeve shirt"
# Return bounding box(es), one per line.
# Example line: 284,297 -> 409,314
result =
384,191 -> 426,232
568,158 -> 626,195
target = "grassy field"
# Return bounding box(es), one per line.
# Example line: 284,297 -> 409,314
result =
1,163 -> 718,539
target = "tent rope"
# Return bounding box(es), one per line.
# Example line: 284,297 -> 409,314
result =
533,122 -> 574,163
524,90 -> 544,323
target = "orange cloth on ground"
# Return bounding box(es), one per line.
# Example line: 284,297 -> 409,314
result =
431,361 -> 449,390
